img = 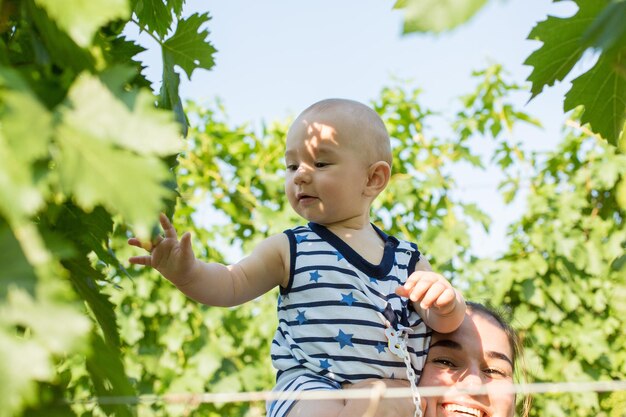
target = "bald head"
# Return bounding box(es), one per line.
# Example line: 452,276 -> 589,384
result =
292,98 -> 392,167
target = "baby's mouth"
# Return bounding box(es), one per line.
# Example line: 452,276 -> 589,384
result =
297,194 -> 317,202
442,403 -> 486,417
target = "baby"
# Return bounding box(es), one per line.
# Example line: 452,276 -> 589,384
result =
129,98 -> 466,417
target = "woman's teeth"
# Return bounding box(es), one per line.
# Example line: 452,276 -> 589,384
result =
443,404 -> 483,417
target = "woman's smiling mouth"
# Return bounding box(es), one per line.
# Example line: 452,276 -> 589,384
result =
442,403 -> 486,417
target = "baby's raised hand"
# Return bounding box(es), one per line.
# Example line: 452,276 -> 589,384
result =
128,213 -> 196,285
395,270 -> 458,315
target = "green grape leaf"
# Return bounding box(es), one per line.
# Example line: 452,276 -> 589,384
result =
97,36 -> 151,89
2,288 -> 91,354
564,51 -> 626,146
0,127 -> 45,224
55,75 -> 179,237
0,70 -> 50,221
167,0 -> 184,17
60,74 -> 182,156
34,0 -> 130,47
0,70 -> 51,162
25,2 -> 94,75
0,331 -> 49,416
86,334 -> 135,417
0,288 -> 89,416
132,0 -> 172,38
53,204 -> 119,266
0,220 -> 37,298
65,258 -> 121,347
54,127 -> 173,238
160,61 -> 188,136
162,12 -> 216,80
581,2 -> 626,52
524,0 -> 607,98
106,35 -> 147,63
393,0 -> 488,34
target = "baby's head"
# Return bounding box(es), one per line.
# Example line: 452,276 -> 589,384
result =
291,98 -> 392,167
284,99 -> 392,225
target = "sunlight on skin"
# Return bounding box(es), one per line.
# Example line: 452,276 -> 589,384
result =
291,120 -> 342,217
419,310 -> 516,417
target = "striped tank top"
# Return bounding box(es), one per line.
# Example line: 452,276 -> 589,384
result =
271,222 -> 431,384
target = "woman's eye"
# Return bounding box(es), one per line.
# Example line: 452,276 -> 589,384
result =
433,358 -> 455,367
484,368 -> 508,377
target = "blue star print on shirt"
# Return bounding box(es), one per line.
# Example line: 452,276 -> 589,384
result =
309,270 -> 322,282
335,251 -> 344,261
375,342 -> 386,353
334,330 -> 354,349
296,234 -> 308,243
296,310 -> 307,325
319,359 -> 331,370
341,292 -> 356,306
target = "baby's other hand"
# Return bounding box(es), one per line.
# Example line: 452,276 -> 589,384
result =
127,213 -> 196,284
395,270 -> 458,315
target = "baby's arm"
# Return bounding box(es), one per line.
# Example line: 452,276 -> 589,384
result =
395,266 -> 465,334
128,214 -> 288,307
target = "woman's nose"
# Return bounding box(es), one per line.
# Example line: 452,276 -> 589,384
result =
456,368 -> 485,388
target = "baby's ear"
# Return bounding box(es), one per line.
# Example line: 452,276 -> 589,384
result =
364,161 -> 391,197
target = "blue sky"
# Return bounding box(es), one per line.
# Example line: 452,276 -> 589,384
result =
134,0 -> 580,258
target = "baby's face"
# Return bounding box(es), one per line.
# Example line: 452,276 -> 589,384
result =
284,114 -> 372,226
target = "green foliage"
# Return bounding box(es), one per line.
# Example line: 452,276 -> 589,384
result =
454,64 -> 541,203
393,0 -> 626,146
393,0 -> 488,33
371,66 -> 537,273
0,0 -> 215,415
466,120 -> 626,415
102,103 -> 287,417
526,0 -> 626,146
34,0 -> 130,47
160,13 -> 216,136
2,1 -> 624,415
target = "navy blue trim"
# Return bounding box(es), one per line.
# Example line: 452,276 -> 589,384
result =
307,352 -> 406,365
407,242 -> 421,275
307,222 -> 398,278
277,300 -> 383,312
279,317 -> 387,328
294,264 -> 361,278
288,281 -> 363,293
281,229 -> 298,295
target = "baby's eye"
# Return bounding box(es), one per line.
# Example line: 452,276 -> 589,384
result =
286,164 -> 298,171
314,162 -> 329,168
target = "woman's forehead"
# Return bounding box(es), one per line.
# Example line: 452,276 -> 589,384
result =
432,311 -> 514,361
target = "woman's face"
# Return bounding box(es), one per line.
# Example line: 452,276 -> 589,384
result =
419,310 -> 516,417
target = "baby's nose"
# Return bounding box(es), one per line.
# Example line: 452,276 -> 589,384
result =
293,165 -> 312,183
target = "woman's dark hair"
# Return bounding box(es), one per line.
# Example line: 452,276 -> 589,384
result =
466,301 -> 532,417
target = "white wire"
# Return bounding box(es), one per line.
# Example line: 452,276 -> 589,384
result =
71,380 -> 626,406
